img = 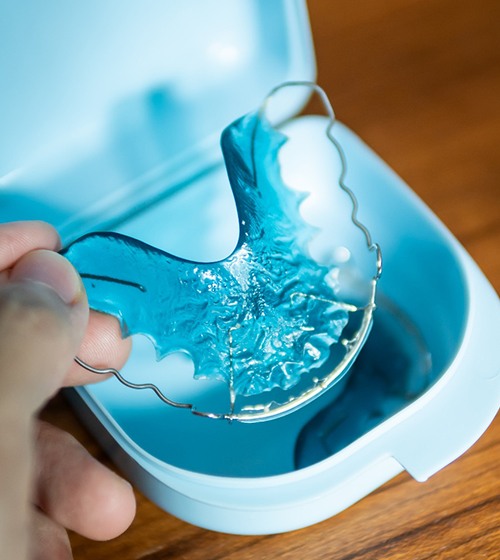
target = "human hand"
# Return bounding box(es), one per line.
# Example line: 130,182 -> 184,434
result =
0,221 -> 135,559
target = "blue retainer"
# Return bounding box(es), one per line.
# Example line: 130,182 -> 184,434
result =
62,109 -> 357,408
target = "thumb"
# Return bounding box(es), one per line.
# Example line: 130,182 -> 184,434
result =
0,250 -> 89,414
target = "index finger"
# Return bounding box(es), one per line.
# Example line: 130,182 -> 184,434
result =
0,221 -> 61,271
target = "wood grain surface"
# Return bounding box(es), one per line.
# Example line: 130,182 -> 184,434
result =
41,1 -> 500,558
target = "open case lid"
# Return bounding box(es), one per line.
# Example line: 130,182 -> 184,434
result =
0,0 -> 315,240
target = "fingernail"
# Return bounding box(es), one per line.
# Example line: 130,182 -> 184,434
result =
10,250 -> 84,306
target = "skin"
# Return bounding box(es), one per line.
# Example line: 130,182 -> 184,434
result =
0,221 -> 135,559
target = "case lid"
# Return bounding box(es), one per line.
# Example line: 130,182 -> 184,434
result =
0,0 -> 315,239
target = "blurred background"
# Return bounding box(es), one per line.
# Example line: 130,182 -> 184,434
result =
306,0 -> 499,293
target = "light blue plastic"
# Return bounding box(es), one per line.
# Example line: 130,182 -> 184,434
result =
2,0 -> 499,535
0,0 -> 314,238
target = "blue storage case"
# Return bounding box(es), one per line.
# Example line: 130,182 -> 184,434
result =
1,0 -> 498,535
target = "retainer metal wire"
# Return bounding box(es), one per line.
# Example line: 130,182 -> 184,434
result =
74,81 -> 382,422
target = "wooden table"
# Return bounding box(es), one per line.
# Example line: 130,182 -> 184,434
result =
42,1 -> 500,558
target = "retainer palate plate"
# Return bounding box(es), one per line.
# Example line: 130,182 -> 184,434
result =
64,84 -> 381,422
